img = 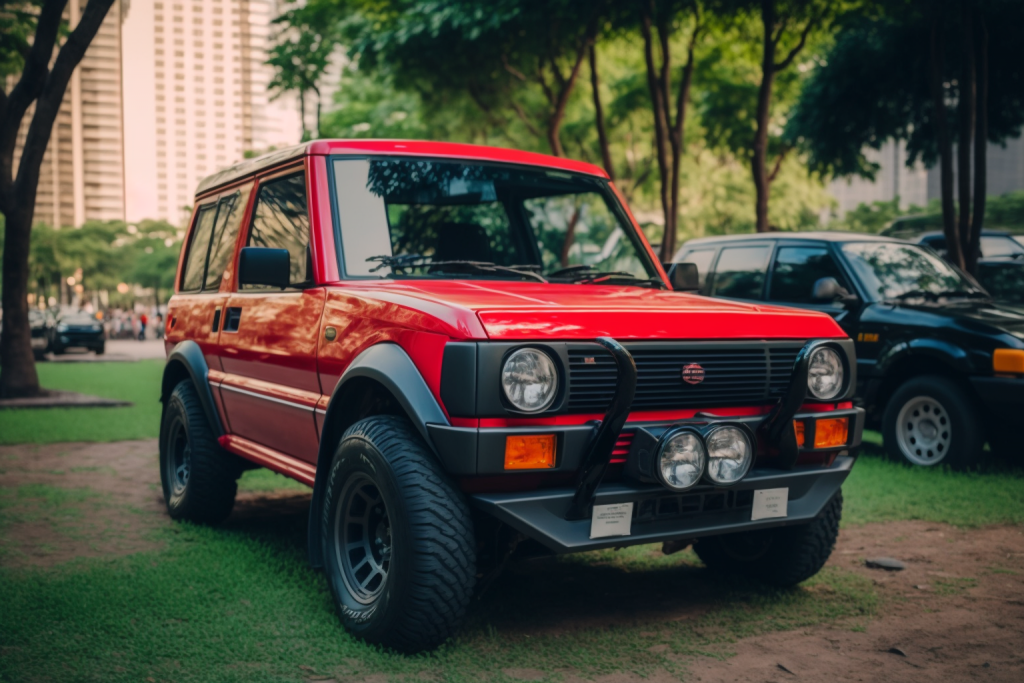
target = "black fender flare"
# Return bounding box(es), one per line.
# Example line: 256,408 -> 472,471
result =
161,340 -> 224,437
874,338 -> 972,377
307,342 -> 449,568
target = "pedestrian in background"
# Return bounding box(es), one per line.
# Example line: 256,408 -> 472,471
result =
138,312 -> 148,341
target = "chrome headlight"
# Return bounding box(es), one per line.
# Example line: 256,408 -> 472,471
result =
807,346 -> 844,400
657,429 -> 705,490
501,348 -> 558,413
705,425 -> 753,485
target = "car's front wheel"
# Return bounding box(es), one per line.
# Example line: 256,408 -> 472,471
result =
882,375 -> 982,469
322,416 -> 476,653
693,492 -> 842,587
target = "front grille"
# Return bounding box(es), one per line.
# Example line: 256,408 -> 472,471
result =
567,343 -> 803,412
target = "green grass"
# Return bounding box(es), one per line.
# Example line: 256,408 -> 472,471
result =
0,506 -> 877,683
842,448 -> 1024,527
0,359 -> 164,444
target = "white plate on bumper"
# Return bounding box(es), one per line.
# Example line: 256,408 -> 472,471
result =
751,488 -> 789,521
590,502 -> 634,539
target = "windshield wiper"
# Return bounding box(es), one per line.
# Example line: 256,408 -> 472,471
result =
365,255 -> 547,282
890,289 -> 989,302
547,264 -> 666,289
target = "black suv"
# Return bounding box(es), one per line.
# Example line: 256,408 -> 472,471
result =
915,230 -> 1024,307
672,232 -> 1024,468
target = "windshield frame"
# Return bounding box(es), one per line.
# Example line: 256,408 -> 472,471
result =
839,240 -> 986,303
325,154 -> 663,285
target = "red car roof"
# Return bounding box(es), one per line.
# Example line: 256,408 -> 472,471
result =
196,139 -> 608,196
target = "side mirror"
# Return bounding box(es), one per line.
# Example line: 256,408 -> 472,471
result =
812,276 -> 856,304
666,262 -> 700,292
238,247 -> 291,289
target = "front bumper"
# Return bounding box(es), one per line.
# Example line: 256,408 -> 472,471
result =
470,456 -> 854,553
970,376 -> 1024,419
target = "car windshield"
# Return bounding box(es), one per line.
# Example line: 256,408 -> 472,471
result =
61,314 -> 98,325
331,157 -> 660,285
841,241 -> 986,301
923,234 -> 1024,259
978,263 -> 1024,304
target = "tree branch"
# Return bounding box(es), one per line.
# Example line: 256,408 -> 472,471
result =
767,147 -> 790,183
774,11 -> 819,72
510,100 -> 542,138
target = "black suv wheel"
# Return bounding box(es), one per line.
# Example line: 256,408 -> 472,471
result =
322,416 -> 476,653
693,492 -> 842,587
159,379 -> 240,523
882,375 -> 983,469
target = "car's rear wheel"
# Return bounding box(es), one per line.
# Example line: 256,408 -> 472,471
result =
322,416 -> 475,653
882,375 -> 982,469
693,492 -> 842,587
159,380 -> 240,523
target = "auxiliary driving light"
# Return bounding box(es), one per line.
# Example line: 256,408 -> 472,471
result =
705,425 -> 753,485
656,429 -> 706,490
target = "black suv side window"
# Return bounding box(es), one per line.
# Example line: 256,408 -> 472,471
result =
711,245 -> 771,299
180,203 -> 218,292
245,172 -> 311,289
769,246 -> 846,303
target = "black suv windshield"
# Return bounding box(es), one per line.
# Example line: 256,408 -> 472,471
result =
841,242 -> 985,301
331,157 -> 660,285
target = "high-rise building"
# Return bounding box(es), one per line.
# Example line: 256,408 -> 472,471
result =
12,0 -> 127,228
122,0 -> 301,224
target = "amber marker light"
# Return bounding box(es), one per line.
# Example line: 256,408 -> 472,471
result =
993,349 -> 1024,374
793,420 -> 806,448
814,417 -> 849,448
504,434 -> 556,470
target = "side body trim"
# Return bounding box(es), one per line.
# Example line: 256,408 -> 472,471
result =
219,434 -> 316,486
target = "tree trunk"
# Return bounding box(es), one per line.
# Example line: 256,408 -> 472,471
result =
664,20 -> 699,262
589,45 -> 614,180
298,89 -> 307,140
968,14 -> 988,275
928,6 -> 962,269
641,6 -> 673,260
752,0 -> 776,233
0,209 -> 40,397
956,1 -> 976,267
0,0 -> 116,397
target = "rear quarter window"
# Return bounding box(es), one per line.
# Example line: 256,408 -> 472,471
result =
180,204 -> 218,292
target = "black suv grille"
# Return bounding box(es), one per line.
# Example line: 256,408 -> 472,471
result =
567,343 -> 803,412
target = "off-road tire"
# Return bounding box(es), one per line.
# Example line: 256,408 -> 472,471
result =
159,379 -> 239,523
694,491 -> 842,587
322,415 -> 476,653
882,375 -> 982,470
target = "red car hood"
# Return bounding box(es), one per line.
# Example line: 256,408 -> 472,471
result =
339,280 -> 846,341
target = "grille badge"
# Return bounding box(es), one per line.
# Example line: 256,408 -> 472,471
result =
682,363 -> 705,385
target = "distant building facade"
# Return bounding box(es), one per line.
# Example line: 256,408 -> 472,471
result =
122,0 -> 302,225
829,136 -> 1024,218
12,0 -> 127,228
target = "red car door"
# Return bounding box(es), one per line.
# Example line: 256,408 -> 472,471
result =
217,165 -> 326,464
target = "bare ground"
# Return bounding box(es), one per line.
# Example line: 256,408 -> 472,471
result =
1,440 -> 1023,681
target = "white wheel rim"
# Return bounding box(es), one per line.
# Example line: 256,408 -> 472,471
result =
895,395 -> 951,466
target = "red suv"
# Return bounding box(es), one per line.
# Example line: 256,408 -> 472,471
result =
161,140 -> 863,652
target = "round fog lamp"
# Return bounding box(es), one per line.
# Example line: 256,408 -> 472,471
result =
657,430 -> 706,490
501,348 -> 558,413
705,426 -> 752,485
807,346 -> 844,400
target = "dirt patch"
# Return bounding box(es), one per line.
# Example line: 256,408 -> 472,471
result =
687,521 -> 1024,682
0,439 -> 310,568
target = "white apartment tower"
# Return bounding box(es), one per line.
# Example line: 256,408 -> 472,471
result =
123,0 -> 301,224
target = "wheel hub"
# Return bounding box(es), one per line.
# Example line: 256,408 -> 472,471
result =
335,475 -> 392,605
895,396 -> 951,466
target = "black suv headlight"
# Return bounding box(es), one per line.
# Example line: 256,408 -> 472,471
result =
501,348 -> 558,413
807,346 -> 844,400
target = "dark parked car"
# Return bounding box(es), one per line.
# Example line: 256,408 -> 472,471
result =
29,309 -> 55,359
914,230 -> 1024,306
52,312 -> 106,355
672,232 -> 1024,469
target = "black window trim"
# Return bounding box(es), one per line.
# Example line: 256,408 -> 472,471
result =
242,166 -> 315,292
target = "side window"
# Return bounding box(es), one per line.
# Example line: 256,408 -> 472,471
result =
246,172 -> 311,288
203,185 -> 252,290
180,204 -> 218,292
676,248 -> 716,291
769,246 -> 846,303
711,245 -> 771,299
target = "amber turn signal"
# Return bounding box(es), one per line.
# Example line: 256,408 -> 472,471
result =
993,349 -> 1024,374
793,420 -> 806,448
814,417 -> 849,448
504,434 -> 556,470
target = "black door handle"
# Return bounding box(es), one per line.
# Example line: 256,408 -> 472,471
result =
224,307 -> 242,332
212,308 -> 222,332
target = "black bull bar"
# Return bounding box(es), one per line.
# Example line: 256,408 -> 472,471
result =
562,337 -> 839,521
